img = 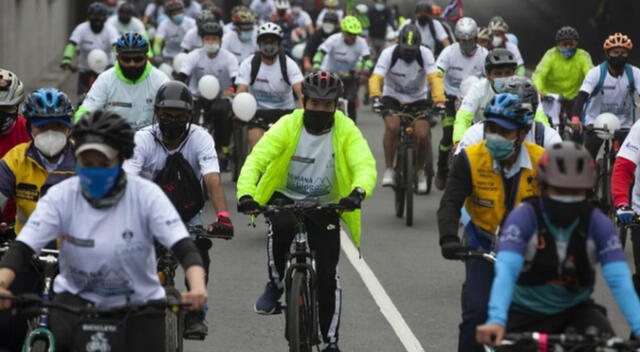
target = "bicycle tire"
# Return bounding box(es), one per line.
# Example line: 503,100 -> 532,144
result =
287,271 -> 314,352
29,339 -> 48,352
164,287 -> 183,352
405,147 -> 414,227
394,150 -> 405,218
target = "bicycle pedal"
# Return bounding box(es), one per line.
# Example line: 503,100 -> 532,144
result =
183,333 -> 207,341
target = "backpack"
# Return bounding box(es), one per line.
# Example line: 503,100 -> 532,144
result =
533,121 -> 545,147
389,45 -> 425,70
590,61 -> 635,97
153,132 -> 204,222
250,52 -> 291,86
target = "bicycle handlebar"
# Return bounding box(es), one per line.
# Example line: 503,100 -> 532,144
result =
255,202 -> 349,217
458,250 -> 496,263
499,332 -> 640,350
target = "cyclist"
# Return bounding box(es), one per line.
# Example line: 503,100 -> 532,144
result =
236,22 -> 304,151
153,0 -> 197,63
270,0 -> 300,54
488,16 -> 519,46
180,9 -> 220,53
486,16 -> 524,76
477,26 -> 492,51
572,33 -> 640,158
177,22 -> 239,170
303,10 -> 340,72
106,2 -> 147,37
456,77 -> 562,153
367,0 -> 396,61
250,0 -> 277,23
222,9 -> 259,63
532,26 -> 593,130
0,110 -> 207,352
438,93 -> 543,352
236,71 -> 376,352
60,2 -> 119,97
291,0 -> 315,36
398,1 -> 450,55
123,81 -> 232,339
434,17 -> 488,190
313,15 -> 373,121
369,24 -> 444,192
75,32 -> 169,129
476,142 -> 640,346
144,0 -> 202,25
316,0 -> 344,29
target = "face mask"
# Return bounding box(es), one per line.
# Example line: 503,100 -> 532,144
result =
76,164 -> 121,200
417,16 -> 429,26
398,51 -> 417,63
204,43 -> 220,54
460,42 -> 477,56
492,76 -> 509,91
171,14 -> 185,24
239,30 -> 253,42
120,63 -> 146,81
89,19 -> 105,33
277,9 -> 287,16
608,55 -> 628,70
542,196 -> 588,227
0,111 -> 17,133
34,130 -> 68,157
374,3 -> 385,11
303,109 -> 334,134
322,23 -> 336,34
292,6 -> 302,14
548,194 -> 587,203
119,16 -> 132,24
159,120 -> 188,140
260,43 -> 279,57
558,47 -> 576,59
485,132 -> 515,160
491,35 -> 503,47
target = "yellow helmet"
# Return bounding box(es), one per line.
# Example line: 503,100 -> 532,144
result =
340,15 -> 362,35
325,0 -> 339,7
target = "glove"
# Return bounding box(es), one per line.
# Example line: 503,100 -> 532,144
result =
440,237 -> 467,260
372,96 -> 383,113
616,205 -> 636,224
237,195 -> 260,214
60,62 -> 72,71
211,212 -> 234,239
570,116 -> 583,133
339,188 -> 365,211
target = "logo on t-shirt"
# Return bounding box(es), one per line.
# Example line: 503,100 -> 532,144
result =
122,230 -> 134,242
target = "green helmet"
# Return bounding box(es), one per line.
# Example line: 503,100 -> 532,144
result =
340,16 -> 362,35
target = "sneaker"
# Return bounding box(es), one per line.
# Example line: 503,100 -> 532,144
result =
183,312 -> 208,340
381,168 -> 395,187
435,169 -> 448,191
254,282 -> 283,315
417,170 -> 428,194
322,343 -> 341,352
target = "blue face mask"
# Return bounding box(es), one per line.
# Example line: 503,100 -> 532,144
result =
558,47 -> 576,59
76,164 -> 121,199
485,133 -> 515,160
239,30 -> 253,42
492,77 -> 508,91
374,3 -> 385,11
171,14 -> 185,24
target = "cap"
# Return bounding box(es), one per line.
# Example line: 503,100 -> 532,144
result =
75,142 -> 119,159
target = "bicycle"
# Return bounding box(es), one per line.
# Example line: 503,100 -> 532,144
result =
541,94 -> 577,141
231,117 -> 249,182
484,331 -> 640,351
255,202 -> 347,352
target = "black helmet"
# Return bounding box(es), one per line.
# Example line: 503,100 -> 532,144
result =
115,32 -> 149,55
301,71 -> 344,101
555,26 -> 579,42
165,0 -> 185,13
73,109 -> 135,159
415,1 -> 433,14
485,48 -> 517,72
118,2 -> 135,16
398,24 -> 422,50
154,81 -> 193,111
88,2 -> 108,16
196,10 -> 216,29
324,10 -> 340,23
199,22 -> 223,38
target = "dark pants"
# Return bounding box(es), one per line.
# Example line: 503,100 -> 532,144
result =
342,77 -> 358,122
631,227 -> 640,294
49,292 -> 166,352
459,257 -> 494,352
508,300 -> 614,335
583,125 -> 629,160
438,94 -> 457,173
77,71 -> 99,97
193,98 -> 232,153
266,193 -> 342,344
0,264 -> 43,351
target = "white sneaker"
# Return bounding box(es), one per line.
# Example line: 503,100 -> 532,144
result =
382,168 -> 395,187
417,170 -> 428,193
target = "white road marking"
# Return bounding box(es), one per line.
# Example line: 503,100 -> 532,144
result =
340,231 -> 426,352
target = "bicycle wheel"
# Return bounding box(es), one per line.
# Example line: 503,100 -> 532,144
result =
287,271 -> 314,352
164,287 -> 184,352
620,225 -> 628,250
394,149 -> 405,218
597,158 -> 613,216
405,147 -> 414,227
232,124 -> 248,182
29,338 -> 49,352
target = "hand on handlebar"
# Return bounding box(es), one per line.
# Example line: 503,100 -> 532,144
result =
181,286 -> 207,311
476,323 -> 505,346
570,116 -> 583,133
616,205 -> 636,224
0,287 -> 13,310
440,238 -> 468,260
339,188 -> 365,211
237,195 -> 260,215
208,212 -> 234,240
372,96 -> 383,113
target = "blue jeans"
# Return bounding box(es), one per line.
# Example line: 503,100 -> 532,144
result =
458,257 -> 494,352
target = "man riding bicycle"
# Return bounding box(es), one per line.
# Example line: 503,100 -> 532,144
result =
438,93 -> 543,352
477,142 -> 640,346
153,0 -> 197,63
236,71 -> 376,352
486,16 -> 524,76
369,24 -> 444,192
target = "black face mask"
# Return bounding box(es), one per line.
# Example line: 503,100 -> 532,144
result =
417,16 -> 429,26
277,9 -> 287,16
303,109 -> 334,134
184,0 -> 192,6
541,196 -> 589,228
608,55 -> 628,71
118,15 -> 132,24
0,111 -> 17,133
120,64 -> 146,81
159,120 -> 188,141
398,50 -> 417,63
90,19 -> 104,33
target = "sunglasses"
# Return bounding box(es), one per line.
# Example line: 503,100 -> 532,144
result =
119,56 -> 146,64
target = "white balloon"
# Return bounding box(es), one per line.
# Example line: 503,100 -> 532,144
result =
460,76 -> 480,97
158,63 -> 173,78
232,92 -> 257,122
292,43 -> 306,60
198,75 -> 220,100
594,112 -> 620,140
172,53 -> 188,73
87,49 -> 109,73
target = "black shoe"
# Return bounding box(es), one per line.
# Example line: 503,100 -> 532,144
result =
435,169 -> 448,191
183,312 -> 208,340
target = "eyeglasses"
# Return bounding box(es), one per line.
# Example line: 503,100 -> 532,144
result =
119,56 -> 146,64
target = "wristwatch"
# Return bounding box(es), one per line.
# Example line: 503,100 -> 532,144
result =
354,187 -> 366,200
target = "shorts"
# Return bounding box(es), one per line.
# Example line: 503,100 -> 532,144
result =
381,96 -> 431,120
248,109 -> 293,130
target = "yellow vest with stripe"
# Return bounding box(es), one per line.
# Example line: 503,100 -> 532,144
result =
463,141 -> 544,235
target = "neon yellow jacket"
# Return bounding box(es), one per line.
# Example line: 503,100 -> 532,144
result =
532,47 -> 593,99
236,109 -> 377,248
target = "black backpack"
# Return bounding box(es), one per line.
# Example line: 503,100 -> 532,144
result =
250,51 -> 291,86
153,132 -> 204,222
389,45 -> 425,70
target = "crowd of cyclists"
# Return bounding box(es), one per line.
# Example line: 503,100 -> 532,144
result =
1,0 -> 640,351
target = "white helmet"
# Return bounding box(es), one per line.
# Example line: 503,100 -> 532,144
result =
594,112 -> 621,140
355,3 -> 368,14
257,22 -> 284,39
455,17 -> 478,40
0,69 -> 24,106
488,16 -> 509,33
274,0 -> 290,10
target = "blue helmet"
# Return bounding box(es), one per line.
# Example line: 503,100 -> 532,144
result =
116,32 -> 149,55
484,93 -> 533,130
22,88 -> 74,127
88,2 -> 108,16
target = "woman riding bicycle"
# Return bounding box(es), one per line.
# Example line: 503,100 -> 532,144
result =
0,110 -> 207,351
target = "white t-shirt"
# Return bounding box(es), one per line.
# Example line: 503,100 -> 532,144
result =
279,129 -> 336,202
82,65 -> 170,129
145,2 -> 201,19
399,19 -> 448,52
373,44 -> 437,103
17,175 -> 189,307
436,43 -> 488,97
180,27 -> 201,52
69,22 -> 119,72
180,48 -> 239,97
250,0 -> 276,22
293,10 -> 313,29
222,29 -> 259,63
124,124 -> 220,179
236,54 -> 304,110
315,8 -> 344,27
319,33 -> 371,73
616,120 -> 640,212
106,15 -> 146,36
580,64 -> 640,128
156,17 -> 197,58
504,42 -> 524,67
458,78 -> 496,122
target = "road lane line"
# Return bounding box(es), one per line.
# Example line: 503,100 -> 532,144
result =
340,231 -> 425,352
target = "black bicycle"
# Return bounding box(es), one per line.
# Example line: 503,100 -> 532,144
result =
588,125 -> 629,217
231,117 -> 249,182
256,202 -> 347,352
485,331 -> 640,351
541,94 -> 577,141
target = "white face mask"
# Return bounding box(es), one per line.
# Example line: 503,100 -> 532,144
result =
203,43 -> 220,54
292,6 -> 302,14
491,35 -> 503,47
34,130 -> 67,157
322,23 -> 336,34
548,194 -> 587,203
